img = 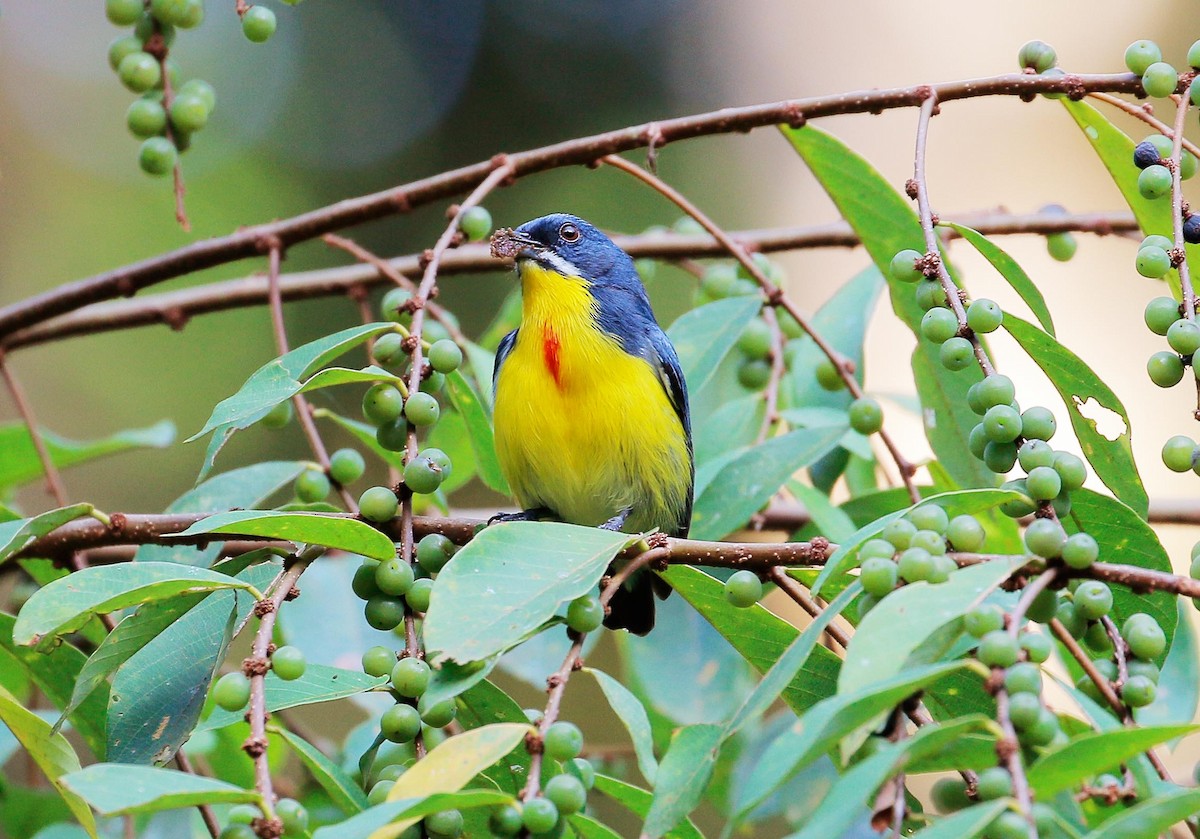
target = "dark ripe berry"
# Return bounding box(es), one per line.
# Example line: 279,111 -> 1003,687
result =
1020,631 -> 1053,663
1052,451 -> 1087,491
881,519 -> 917,549
375,558 -> 415,596
363,384 -> 405,426
1184,216 -> 1200,246
425,809 -> 464,838
977,630 -> 1019,668
1137,166 -> 1172,201
458,206 -> 492,242
1168,319 -> 1200,355
859,557 -> 898,597
1020,406 -> 1057,441
1024,465 -> 1062,501
1123,613 -> 1166,660
1026,588 -> 1058,625
118,52 -> 161,93
138,136 -> 177,176
984,441 -> 1019,474
1046,232 -> 1078,262
271,645 -> 306,681
329,448 -> 366,485
921,307 -> 959,343
127,97 -> 167,138
390,657 -> 431,697
169,94 -> 209,134
522,799 -> 559,835
295,468 -> 331,503
1009,691 -> 1043,731
737,319 -> 773,359
848,397 -> 884,435
890,249 -> 925,283
983,405 -> 1022,444
428,339 -> 463,373
376,417 -> 409,452
359,486 -> 399,522
364,595 -> 406,631
1062,532 -> 1100,569
915,280 -> 946,311
966,299 -> 1003,333
419,696 -> 458,728
897,547 -> 934,583
404,456 -> 443,495
976,374 -> 1016,409
1145,296 -> 1181,335
1142,62 -> 1179,98
404,392 -> 440,426
964,603 -> 1005,638
543,721 -> 584,760
213,672 -> 251,711
724,570 -> 763,607
1147,351 -> 1186,388
1122,674 -> 1158,707
417,533 -> 455,574
968,424 -> 989,459
737,359 -> 771,390
1018,441 -> 1054,473
406,577 -> 434,613
1024,518 -> 1065,558
1126,39 -> 1163,75
1162,434 -> 1198,472
1073,581 -> 1113,620
1133,140 -> 1163,169
107,0 -> 145,25
931,778 -> 971,813
976,766 -> 1013,801
814,359 -> 844,391
490,804 -> 524,837
908,504 -> 949,534
242,5 -> 277,42
1018,39 -> 1056,72
544,774 -> 587,815
939,336 -> 975,371
567,595 -> 604,632
946,515 -> 986,551
362,645 -> 395,677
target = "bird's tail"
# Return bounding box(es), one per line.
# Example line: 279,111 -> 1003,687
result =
603,571 -> 671,636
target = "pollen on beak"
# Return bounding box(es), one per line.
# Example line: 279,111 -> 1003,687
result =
490,228 -> 540,261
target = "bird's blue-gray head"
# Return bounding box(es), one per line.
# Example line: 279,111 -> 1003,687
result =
504,213 -> 640,290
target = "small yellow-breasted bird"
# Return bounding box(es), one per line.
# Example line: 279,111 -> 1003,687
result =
490,213 -> 694,634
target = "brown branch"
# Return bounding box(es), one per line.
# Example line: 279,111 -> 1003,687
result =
175,752 -> 220,838
1170,91 -> 1196,329
1089,92 -> 1200,161
147,24 -> 189,230
0,73 -> 1144,341
769,566 -> 851,649
757,307 -> 786,444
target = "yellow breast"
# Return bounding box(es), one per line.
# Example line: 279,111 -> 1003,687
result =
493,262 -> 690,533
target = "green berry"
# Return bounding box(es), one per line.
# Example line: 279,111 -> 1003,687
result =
108,35 -> 143,71
976,766 -> 1013,801
1148,351 -> 1186,388
931,778 -> 971,813
362,645 -> 395,677
814,359 -> 844,391
1128,659 -> 1161,685
1168,320 -> 1200,355
1052,452 -> 1087,491
363,384 -> 404,425
138,136 -> 177,176
374,332 -> 406,366
910,529 -> 947,555
859,557 -> 898,597
881,519 -> 917,550
1137,245 -> 1173,279
701,265 -> 738,298
380,703 -> 422,743
915,280 -> 946,311
999,480 -> 1037,519
983,405 -> 1022,444
848,397 -> 884,435
428,339 -> 463,373
1009,691 -> 1043,730
1122,674 -> 1157,707
544,773 -> 587,815
724,570 -> 763,608
391,657 -> 430,698
928,554 -> 956,584
458,206 -> 492,242
213,672 -> 251,711
567,758 -> 596,789
897,547 -> 934,583
376,558 -> 415,597
1026,588 -> 1058,625
921,307 -> 959,343
566,595 -> 604,633
359,486 -> 398,522
1024,465 -> 1062,501
522,798 -> 559,835
424,809 -> 463,839
490,804 -> 524,836
966,299 -> 1003,333
1021,708 -> 1061,748
404,392 -> 440,426
271,645 -> 306,681
889,249 -> 925,282
1123,614 -> 1166,660
118,51 -> 161,93
737,319 -> 773,359
977,630 -> 1019,668
329,448 -> 366,485
1126,40 -> 1163,75
1046,232 -> 1077,262
262,400 -> 292,428
295,468 -> 331,503
107,0 -> 145,25
1018,39 -> 1056,72
126,97 -> 167,138
907,504 -> 949,534
169,94 -> 209,134
1184,151 -> 1199,180
228,804 -> 260,825
946,515 -> 986,551
1056,599 -> 1087,638
737,359 -> 771,390
1062,533 -> 1099,569
939,336 -> 975,370
1020,406 -> 1057,441
974,375 -> 1015,411
1142,62 -> 1179,98
964,603 -> 1005,638
1020,631 -> 1053,663
1024,518 -> 1065,558
364,595 -> 405,631
417,695 -> 457,728
352,559 -> 381,600
242,5 -> 277,42
1162,434 -> 1197,472
405,577 -> 434,613
544,721 -> 584,761
1138,166 -> 1173,200
367,780 -> 394,806
1018,439 -> 1055,471
219,826 -> 257,839
1073,581 -> 1113,621
381,288 -> 414,323
376,417 -> 409,451
416,533 -> 455,574
404,456 -> 443,495
861,538 -> 896,560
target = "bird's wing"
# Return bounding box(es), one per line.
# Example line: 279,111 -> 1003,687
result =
647,328 -> 694,536
492,328 -> 519,400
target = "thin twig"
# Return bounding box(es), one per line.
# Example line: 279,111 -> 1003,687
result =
1170,89 -> 1195,323
1089,92 -> 1200,161
769,566 -> 851,649
146,25 -> 188,230
757,307 -> 786,444
175,752 -> 221,838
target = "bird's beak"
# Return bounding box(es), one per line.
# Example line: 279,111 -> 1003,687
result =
490,228 -> 543,262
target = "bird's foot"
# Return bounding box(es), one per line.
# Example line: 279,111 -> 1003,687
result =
487,507 -> 553,527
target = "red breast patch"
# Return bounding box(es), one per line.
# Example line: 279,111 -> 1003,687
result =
542,327 -> 562,388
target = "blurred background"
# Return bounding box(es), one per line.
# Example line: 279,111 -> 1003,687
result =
2,2 -> 1200,832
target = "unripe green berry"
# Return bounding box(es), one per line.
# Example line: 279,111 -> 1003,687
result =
403,456 -> 443,495
889,249 -> 924,283
213,672 -> 251,711
964,603 -> 1005,638
406,577 -> 434,613
946,515 -> 986,551
701,265 -> 737,298
404,392 -> 440,426
108,35 -> 144,71
848,397 -> 884,435
1009,691 -> 1043,730
907,504 -> 949,534
1020,631 -> 1053,663
169,94 -> 209,134
737,359 -> 771,390
242,5 -> 277,42
724,570 -> 762,608
425,808 -> 463,838
1148,352 -> 1186,388
428,339 -> 463,373
983,405 -> 1022,444
543,721 -> 584,761
490,804 -> 524,836
381,288 -> 414,323
177,78 -> 216,113
999,479 -> 1035,517
737,319 -> 773,359
376,417 -> 409,452
544,773 -> 587,815
977,630 -> 1019,668
275,799 -> 307,834
861,538 -> 896,560
295,468 -> 331,503
939,336 -> 975,371
881,519 -> 917,550
364,595 -> 405,631
966,299 -> 1003,333
107,0 -> 145,25
1138,166 -> 1173,200
391,657 -> 431,698
1046,232 -> 1077,262
1020,406 -> 1057,441
359,486 -> 399,522
814,359 -> 844,391
1125,40 -> 1163,75
458,206 -> 493,242
910,529 -> 947,555
362,645 -> 395,678
931,778 -> 971,813
522,798 -> 559,835
921,307 -> 959,343
1162,435 -> 1197,472
897,547 -> 934,583
138,136 -> 177,176
566,595 -> 604,632
1123,613 -> 1166,660
419,695 -> 458,728
1168,320 -> 1200,355
915,280 -> 946,311
416,533 -> 455,574
1052,452 -> 1087,491
1024,465 -> 1062,501
1142,62 -> 1179,98
1026,588 -> 1058,625
363,384 -> 405,426
976,766 -> 1013,801
1123,674 -> 1158,707
126,97 -> 167,138
1136,244 -> 1172,277
1018,439 -> 1055,471
1073,581 -> 1113,621
329,448 -> 366,485
1024,518 -> 1065,558
271,646 -> 306,681
859,557 -> 898,598
1062,533 -> 1099,569
118,52 -> 161,93
375,558 -> 415,597
1018,39 -> 1056,72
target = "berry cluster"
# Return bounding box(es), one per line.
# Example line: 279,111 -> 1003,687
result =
222,799 -> 308,839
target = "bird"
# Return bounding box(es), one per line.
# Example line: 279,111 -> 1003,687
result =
489,213 -> 694,635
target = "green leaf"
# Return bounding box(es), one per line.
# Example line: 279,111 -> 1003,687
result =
1003,314 -> 1146,516
454,679 -> 531,796
693,395 -> 764,474
272,725 -> 367,814
425,407 -> 478,494
586,668 -> 658,784
1027,724 -> 1198,798
689,423 -> 846,540
0,684 -> 97,837
592,774 -> 703,839
1068,489 -> 1175,660
1083,787 -> 1200,839
424,522 -> 632,664
0,504 -> 95,565
135,462 -> 307,566
909,801 -> 1009,839
943,223 -> 1055,335
316,409 -> 405,469
782,124 -> 990,488
444,370 -> 509,494
641,724 -> 722,839
313,790 -> 514,839
200,664 -> 386,732
173,510 -> 396,561
1139,599 -> 1199,726
61,763 -> 258,816
14,562 -> 260,652
667,296 -> 763,394
568,813 -> 624,839
662,565 -> 840,716
0,421 -> 175,492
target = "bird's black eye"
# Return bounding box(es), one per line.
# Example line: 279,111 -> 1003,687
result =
559,222 -> 580,243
